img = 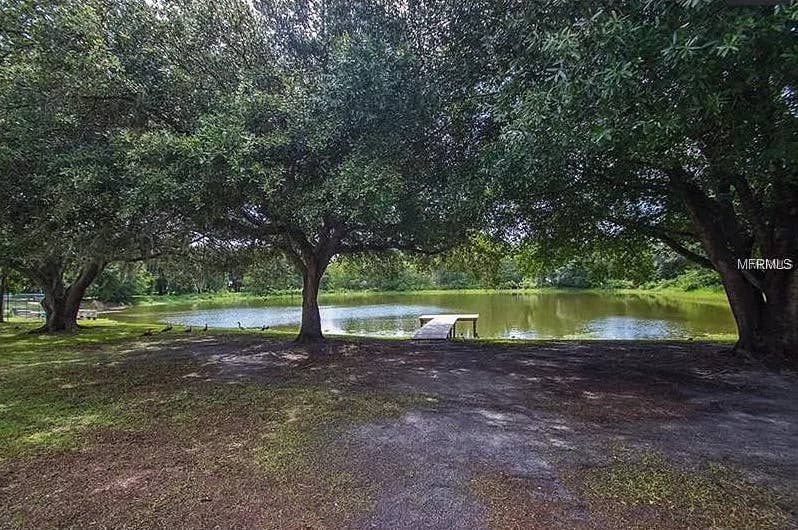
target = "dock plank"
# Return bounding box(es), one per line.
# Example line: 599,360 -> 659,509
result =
412,314 -> 479,340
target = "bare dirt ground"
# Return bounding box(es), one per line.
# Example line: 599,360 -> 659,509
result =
2,335 -> 797,529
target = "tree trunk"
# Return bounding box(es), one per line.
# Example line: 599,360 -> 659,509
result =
762,270 -> 798,366
281,223 -> 344,343
706,256 -> 798,369
296,255 -> 327,343
725,268 -> 798,367
670,172 -> 798,367
38,259 -> 104,332
0,271 -> 7,323
41,279 -> 70,331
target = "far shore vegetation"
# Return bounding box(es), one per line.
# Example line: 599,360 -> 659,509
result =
3,247 -> 728,315
40,247 -> 727,305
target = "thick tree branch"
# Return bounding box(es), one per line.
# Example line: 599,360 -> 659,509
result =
658,234 -> 716,271
65,259 -> 105,305
606,215 -> 712,269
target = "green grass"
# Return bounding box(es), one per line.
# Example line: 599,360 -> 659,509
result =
0,324 -> 140,460
0,321 -> 438,526
0,319 -> 158,365
0,321 -> 431,467
578,450 -> 791,529
0,321 -> 206,460
0,389 -> 121,458
609,287 -> 727,304
0,320 -> 204,460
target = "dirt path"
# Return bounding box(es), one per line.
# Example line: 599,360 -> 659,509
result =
177,336 -> 798,528
2,336 -> 796,529
331,341 -> 798,529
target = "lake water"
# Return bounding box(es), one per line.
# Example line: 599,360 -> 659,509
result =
110,291 -> 737,340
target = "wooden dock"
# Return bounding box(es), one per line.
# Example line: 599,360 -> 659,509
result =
412,314 -> 479,340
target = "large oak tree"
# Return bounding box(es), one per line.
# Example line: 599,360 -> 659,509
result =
151,0 -> 489,342
0,0 -> 202,330
489,1 -> 798,366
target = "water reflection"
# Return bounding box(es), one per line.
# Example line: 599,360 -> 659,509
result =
112,291 -> 736,340
156,304 -> 443,337
578,317 -> 680,340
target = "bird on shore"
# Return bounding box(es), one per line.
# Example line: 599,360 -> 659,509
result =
141,329 -> 154,337
184,325 -> 192,333
202,323 -> 208,332
237,321 -> 244,330
160,324 -> 173,333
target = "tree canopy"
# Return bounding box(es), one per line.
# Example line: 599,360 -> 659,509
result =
487,0 -> 798,364
1,0 -> 796,365
141,0 -> 490,341
0,0 -> 202,330
0,0 -> 282,331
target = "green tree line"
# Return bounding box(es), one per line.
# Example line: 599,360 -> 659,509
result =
68,242 -> 717,302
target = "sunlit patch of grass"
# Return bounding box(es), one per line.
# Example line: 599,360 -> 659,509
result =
0,391 -> 133,462
19,412 -> 108,446
577,450 -> 792,530
0,324 -> 200,461
0,364 -> 154,462
0,320 -> 155,367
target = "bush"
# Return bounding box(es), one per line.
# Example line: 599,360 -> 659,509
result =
655,268 -> 723,291
89,265 -> 151,304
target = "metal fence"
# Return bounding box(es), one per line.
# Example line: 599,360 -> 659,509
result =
4,293 -> 46,320
3,293 -> 101,321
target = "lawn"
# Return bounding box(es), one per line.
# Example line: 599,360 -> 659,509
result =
1,322 -> 795,529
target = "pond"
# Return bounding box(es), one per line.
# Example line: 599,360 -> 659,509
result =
110,290 -> 737,340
